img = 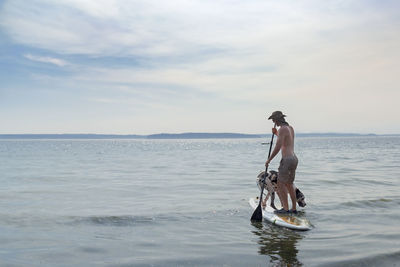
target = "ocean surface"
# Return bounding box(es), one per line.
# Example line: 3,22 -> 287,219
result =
0,136 -> 399,266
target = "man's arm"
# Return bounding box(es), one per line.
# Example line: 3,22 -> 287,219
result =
265,127 -> 287,166
267,136 -> 282,162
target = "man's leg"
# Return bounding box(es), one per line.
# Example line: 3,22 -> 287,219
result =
286,183 -> 297,211
277,180 -> 289,211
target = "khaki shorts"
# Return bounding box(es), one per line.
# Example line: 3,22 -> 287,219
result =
278,154 -> 298,184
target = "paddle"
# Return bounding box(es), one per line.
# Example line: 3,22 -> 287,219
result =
251,124 -> 276,222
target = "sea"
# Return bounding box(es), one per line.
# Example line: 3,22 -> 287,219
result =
0,136 -> 399,266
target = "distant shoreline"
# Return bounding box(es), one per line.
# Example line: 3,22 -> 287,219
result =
0,132 -> 397,139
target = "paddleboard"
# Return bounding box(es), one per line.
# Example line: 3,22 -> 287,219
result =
249,197 -> 312,231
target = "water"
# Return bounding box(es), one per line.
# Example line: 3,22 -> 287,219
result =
0,136 -> 399,266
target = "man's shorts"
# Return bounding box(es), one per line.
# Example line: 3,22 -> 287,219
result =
278,154 -> 298,184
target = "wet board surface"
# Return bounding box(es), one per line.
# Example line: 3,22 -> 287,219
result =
249,197 -> 312,231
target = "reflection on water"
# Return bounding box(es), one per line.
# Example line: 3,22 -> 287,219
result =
251,222 -> 304,266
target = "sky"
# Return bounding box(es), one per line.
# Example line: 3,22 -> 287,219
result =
0,0 -> 399,135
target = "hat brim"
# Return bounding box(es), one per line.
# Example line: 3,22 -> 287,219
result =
268,115 -> 286,120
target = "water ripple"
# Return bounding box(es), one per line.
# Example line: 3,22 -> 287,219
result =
324,250 -> 400,267
70,215 -> 156,226
340,198 -> 400,209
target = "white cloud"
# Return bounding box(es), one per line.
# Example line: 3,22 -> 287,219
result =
1,0 -> 400,134
24,54 -> 69,67
0,0 -> 357,57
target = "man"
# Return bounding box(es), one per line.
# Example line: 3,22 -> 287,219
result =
265,111 -> 299,214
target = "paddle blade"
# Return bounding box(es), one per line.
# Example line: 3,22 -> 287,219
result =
251,204 -> 263,222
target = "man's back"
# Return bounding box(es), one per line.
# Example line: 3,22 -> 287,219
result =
278,125 -> 295,157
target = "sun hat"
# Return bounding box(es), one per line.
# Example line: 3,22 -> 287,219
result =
268,111 -> 286,120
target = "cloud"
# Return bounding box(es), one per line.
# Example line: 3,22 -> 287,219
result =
24,54 -> 69,67
0,0 -> 363,57
1,0 -> 400,134
2,0 -> 398,74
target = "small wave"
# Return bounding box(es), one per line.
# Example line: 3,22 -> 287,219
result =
71,215 -> 156,226
324,250 -> 400,267
68,208 -> 241,227
341,198 -> 399,209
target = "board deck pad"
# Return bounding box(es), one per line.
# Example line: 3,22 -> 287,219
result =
249,197 -> 312,231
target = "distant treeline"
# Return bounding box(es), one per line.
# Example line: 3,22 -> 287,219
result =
0,133 -> 261,139
0,134 -> 144,139
147,133 -> 262,139
0,132 -> 388,139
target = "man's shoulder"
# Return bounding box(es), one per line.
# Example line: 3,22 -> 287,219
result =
279,125 -> 295,136
279,125 -> 290,133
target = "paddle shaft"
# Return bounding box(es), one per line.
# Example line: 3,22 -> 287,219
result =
258,126 -> 275,205
251,124 -> 276,221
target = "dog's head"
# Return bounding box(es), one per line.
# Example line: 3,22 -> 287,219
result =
296,188 -> 307,207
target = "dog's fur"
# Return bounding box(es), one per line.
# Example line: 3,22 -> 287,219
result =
257,170 -> 306,210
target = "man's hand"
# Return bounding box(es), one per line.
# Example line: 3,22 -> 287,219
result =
265,159 -> 271,167
272,127 -> 278,136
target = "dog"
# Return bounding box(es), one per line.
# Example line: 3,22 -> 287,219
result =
257,170 -> 306,210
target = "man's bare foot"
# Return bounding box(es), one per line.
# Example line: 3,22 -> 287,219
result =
262,200 -> 267,209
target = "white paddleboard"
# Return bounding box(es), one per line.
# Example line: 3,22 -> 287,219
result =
249,197 -> 312,231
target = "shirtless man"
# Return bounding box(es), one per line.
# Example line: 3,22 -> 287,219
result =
265,111 -> 299,214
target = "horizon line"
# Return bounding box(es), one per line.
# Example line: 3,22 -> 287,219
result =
0,132 -> 398,139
